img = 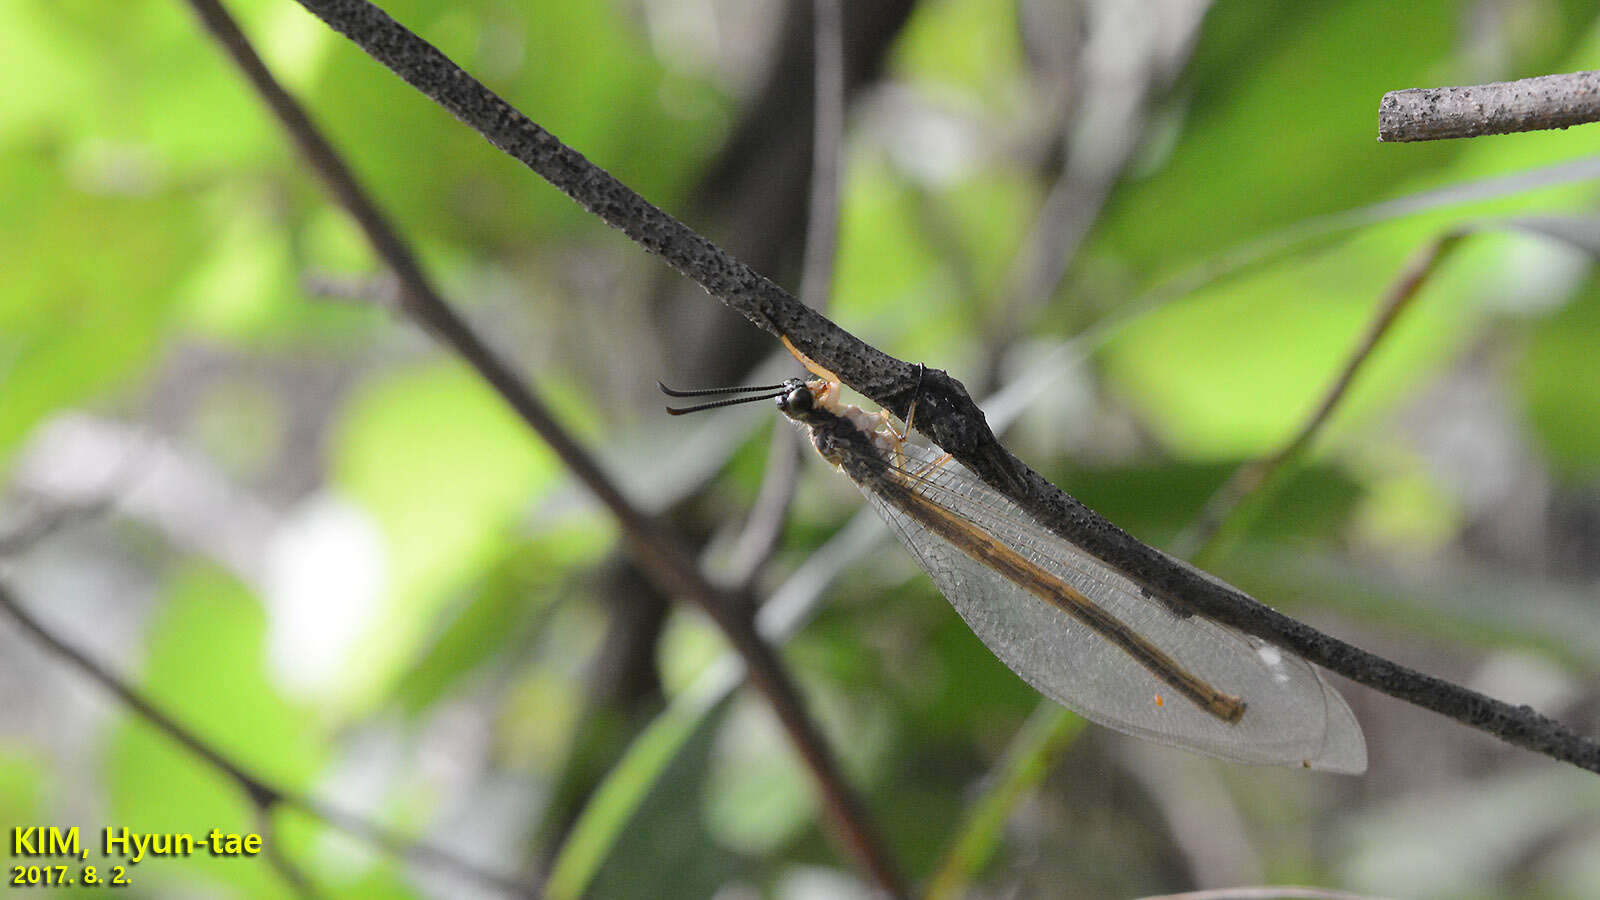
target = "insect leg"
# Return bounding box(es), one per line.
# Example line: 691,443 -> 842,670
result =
779,335 -> 843,383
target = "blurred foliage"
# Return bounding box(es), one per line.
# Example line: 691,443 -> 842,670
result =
5,0 -> 1600,898
328,361 -> 573,709
107,568 -> 328,898
1518,275 -> 1600,478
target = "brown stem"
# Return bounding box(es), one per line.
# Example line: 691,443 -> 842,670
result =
182,0 -> 905,891
253,808 -> 325,900
1177,232 -> 1467,561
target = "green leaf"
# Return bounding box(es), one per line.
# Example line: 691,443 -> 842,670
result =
701,696 -> 815,856
1517,275 -> 1600,479
892,0 -> 1023,102
0,147 -> 201,463
547,681 -> 736,900
925,704 -> 1086,900
1099,226 -> 1465,458
0,751 -> 47,840
834,158 -> 948,328
307,0 -> 723,249
392,525 -> 607,716
328,360 -> 577,709
105,567 -> 323,897
7,0 -> 284,170
1090,0 -> 1600,284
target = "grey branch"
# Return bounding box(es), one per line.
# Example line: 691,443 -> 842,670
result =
1379,70 -> 1600,142
286,0 -> 1600,774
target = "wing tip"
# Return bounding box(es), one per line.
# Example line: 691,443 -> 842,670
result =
1303,677 -> 1368,775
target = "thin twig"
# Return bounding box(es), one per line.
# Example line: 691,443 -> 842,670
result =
799,0 -> 845,313
1136,888 -> 1399,900
300,798 -> 528,892
726,0 -> 847,587
253,808 -> 324,900
182,0 -> 905,891
1379,70 -> 1600,142
0,423 -> 153,556
0,496 -> 114,556
299,270 -> 399,307
0,581 -> 533,897
1175,232 -> 1468,564
981,2 -> 1207,382
281,0 -> 1600,776
726,423 -> 802,588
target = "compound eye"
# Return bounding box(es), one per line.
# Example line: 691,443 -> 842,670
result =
783,386 -> 813,413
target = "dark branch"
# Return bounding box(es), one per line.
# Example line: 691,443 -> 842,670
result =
185,0 -> 905,890
1379,70 -> 1600,142
285,0 -> 1600,774
288,0 -> 919,409
292,0 -> 1600,776
253,809 -> 325,900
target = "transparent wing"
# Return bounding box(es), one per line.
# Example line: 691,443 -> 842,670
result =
861,441 -> 1365,773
